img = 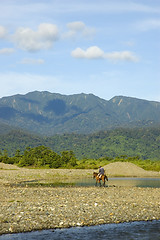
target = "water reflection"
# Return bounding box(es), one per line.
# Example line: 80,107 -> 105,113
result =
75,177 -> 160,188
108,177 -> 160,188
12,177 -> 160,188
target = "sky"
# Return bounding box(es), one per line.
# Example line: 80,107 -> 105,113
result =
0,0 -> 159,102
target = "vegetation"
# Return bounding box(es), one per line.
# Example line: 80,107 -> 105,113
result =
0,91 -> 160,136
0,146 -> 160,172
0,127 -> 160,161
0,92 -> 159,172
47,127 -> 160,160
0,146 -> 77,168
77,155 -> 160,172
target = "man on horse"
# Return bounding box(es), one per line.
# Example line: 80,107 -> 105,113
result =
98,166 -> 105,179
93,167 -> 108,187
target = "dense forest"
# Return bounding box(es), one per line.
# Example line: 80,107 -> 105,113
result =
0,126 -> 160,161
0,145 -> 160,172
0,146 -> 77,168
47,127 -> 160,160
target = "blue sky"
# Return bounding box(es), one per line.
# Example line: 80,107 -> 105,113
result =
0,0 -> 159,101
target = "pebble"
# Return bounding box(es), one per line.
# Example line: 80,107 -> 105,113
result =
0,165 -> 160,235
0,186 -> 160,235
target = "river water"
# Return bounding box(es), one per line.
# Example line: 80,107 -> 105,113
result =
76,177 -> 160,188
1,220 -> 160,240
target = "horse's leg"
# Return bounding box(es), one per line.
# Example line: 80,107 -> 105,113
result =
95,177 -> 98,186
103,179 -> 105,187
99,180 -> 101,187
96,180 -> 97,186
103,176 -> 106,186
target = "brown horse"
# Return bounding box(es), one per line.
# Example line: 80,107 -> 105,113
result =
93,172 -> 108,187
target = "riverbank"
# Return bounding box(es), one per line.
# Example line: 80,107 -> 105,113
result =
0,186 -> 160,235
0,162 -> 160,235
0,162 -> 160,186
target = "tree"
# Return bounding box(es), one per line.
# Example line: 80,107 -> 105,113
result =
61,150 -> 77,167
18,146 -> 63,168
0,149 -> 10,163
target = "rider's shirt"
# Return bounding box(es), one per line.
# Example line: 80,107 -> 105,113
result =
99,167 -> 104,175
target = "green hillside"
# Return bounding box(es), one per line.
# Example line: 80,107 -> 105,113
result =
0,91 -> 160,135
0,127 -> 160,160
46,127 -> 160,160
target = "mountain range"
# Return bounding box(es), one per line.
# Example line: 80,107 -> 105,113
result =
0,91 -> 160,136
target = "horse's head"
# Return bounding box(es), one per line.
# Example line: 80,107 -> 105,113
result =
93,172 -> 98,179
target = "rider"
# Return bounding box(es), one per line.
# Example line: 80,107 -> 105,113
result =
98,166 -> 105,179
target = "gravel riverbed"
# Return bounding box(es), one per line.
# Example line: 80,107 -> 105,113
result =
0,163 -> 160,235
0,186 -> 160,235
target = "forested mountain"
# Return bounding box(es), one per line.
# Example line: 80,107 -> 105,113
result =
0,127 -> 160,160
0,91 -> 160,161
0,91 -> 160,135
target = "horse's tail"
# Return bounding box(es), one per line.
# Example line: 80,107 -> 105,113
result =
105,174 -> 108,181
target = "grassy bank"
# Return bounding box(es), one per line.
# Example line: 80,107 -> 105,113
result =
76,157 -> 160,172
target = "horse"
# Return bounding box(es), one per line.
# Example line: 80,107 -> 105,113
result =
93,172 -> 108,187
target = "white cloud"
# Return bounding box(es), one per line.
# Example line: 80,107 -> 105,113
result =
110,2 -> 160,13
0,48 -> 15,55
71,46 -> 104,59
45,1 -> 160,14
71,46 -> 139,62
64,21 -> 95,39
0,25 -> 7,38
12,23 -> 59,52
105,51 -> 139,62
67,21 -> 86,31
136,19 -> 160,31
0,1 -> 159,22
20,58 -> 44,65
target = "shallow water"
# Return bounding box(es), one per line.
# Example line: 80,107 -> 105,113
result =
108,177 -> 160,188
1,220 -> 160,240
75,177 -> 160,188
17,177 -> 160,188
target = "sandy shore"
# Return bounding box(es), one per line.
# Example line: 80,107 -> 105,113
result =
0,163 -> 160,235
